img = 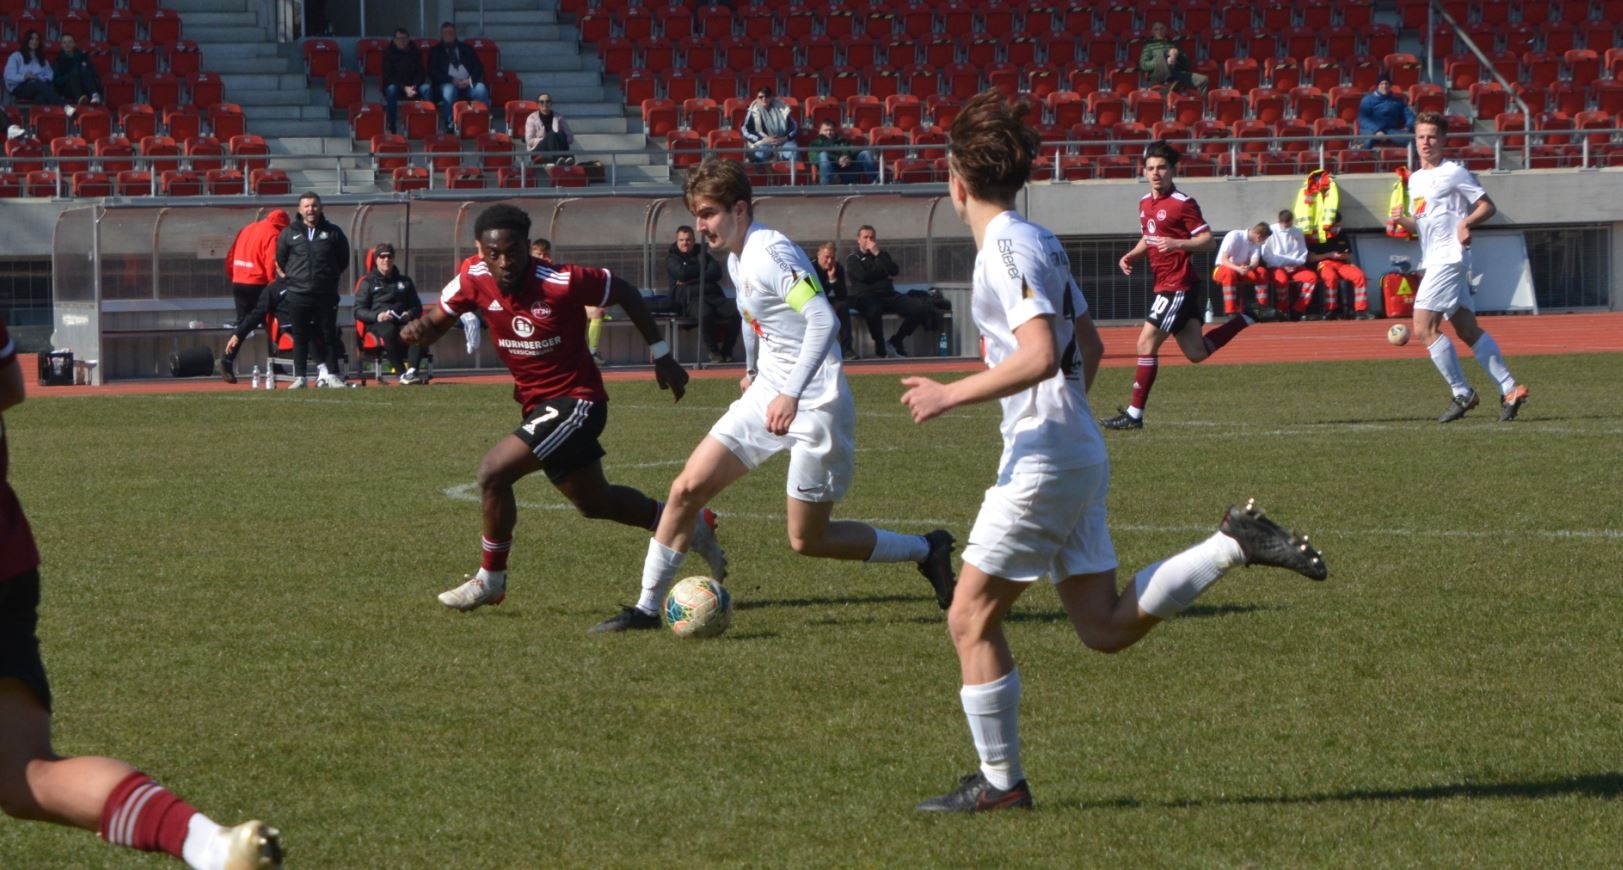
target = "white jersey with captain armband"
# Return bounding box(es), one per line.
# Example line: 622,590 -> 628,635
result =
729,222 -> 844,407
974,211 -> 1108,474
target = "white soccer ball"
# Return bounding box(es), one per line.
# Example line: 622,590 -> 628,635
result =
663,576 -> 733,639
1387,323 -> 1411,346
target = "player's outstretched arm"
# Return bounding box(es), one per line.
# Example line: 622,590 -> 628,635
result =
400,306 -> 456,347
606,276 -> 689,401
901,315 -> 1057,424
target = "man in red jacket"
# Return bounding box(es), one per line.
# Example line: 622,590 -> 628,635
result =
220,209 -> 289,382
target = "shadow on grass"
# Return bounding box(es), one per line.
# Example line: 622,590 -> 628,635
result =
735,593 -> 928,611
1074,772 -> 1623,810
816,602 -> 1271,627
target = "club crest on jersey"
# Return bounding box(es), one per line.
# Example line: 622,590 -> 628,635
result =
512,316 -> 535,337
1156,208 -> 1168,221
529,301 -> 552,319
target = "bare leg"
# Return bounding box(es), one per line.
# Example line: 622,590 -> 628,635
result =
1054,569 -> 1163,654
553,459 -> 659,530
654,435 -> 751,553
784,498 -> 876,560
0,680 -> 133,830
947,564 -> 1028,685
475,435 -> 543,542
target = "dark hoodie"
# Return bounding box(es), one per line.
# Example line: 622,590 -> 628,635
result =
354,251 -> 422,325
666,239 -> 724,310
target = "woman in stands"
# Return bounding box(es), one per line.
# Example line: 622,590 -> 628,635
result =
5,30 -> 67,107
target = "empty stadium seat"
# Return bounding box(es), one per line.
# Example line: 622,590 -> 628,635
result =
229,134 -> 268,172
390,166 -> 429,191
303,38 -> 340,79
72,170 -> 114,197
96,135 -> 137,173
370,133 -> 409,170
159,169 -> 203,195
183,135 -> 226,171
205,168 -> 245,195
116,169 -> 153,196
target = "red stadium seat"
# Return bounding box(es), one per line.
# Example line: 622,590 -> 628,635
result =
326,69 -> 363,113
348,102 -> 385,143
401,101 -> 438,140
1312,118 -> 1353,152
115,169 -> 153,196
159,169 -> 203,196
183,135 -> 226,172
302,38 -> 340,79
453,101 -> 490,138
1408,83 -> 1447,115
424,133 -> 463,170
370,133 -> 409,170
188,71 -> 223,108
549,164 -> 590,187
205,168 -> 245,195
72,170 -> 114,197
207,103 -> 245,140
390,166 -> 429,191
229,134 -> 268,172
476,132 -> 514,172
169,41 -> 202,77
96,135 -> 137,173
139,134 -> 181,173
1127,89 -> 1165,126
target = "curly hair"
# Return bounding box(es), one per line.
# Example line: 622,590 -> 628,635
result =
473,203 -> 532,241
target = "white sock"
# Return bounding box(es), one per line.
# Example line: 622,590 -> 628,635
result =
475,567 -> 505,584
181,813 -> 226,870
317,363 -> 330,378
635,538 -> 685,614
1125,406 -> 1143,420
868,530 -> 929,563
1470,333 -> 1516,394
1133,532 -> 1244,619
1426,335 -> 1470,396
961,669 -> 1023,790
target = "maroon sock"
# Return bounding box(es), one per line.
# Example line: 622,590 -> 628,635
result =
648,500 -> 665,532
98,772 -> 196,859
481,536 -> 511,572
1130,356 -> 1159,413
1203,315 -> 1249,355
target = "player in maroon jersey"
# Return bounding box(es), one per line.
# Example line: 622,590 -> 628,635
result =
0,316 -> 282,868
401,204 -> 728,617
1100,141 -> 1257,430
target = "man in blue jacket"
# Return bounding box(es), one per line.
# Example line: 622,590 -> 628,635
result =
1359,74 -> 1416,148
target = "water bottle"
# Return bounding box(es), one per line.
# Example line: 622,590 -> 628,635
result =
937,331 -> 949,357
250,364 -> 261,389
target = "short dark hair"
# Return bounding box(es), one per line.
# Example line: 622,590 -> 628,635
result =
675,225 -> 694,237
298,191 -> 322,205
946,89 -> 1040,204
858,224 -> 876,236
530,237 -> 551,256
394,28 -> 409,38
1250,222 -> 1272,237
1142,140 -> 1181,168
474,203 -> 531,240
1278,209 -> 1294,222
372,242 -> 395,256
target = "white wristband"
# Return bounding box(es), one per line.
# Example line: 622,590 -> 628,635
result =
649,340 -> 671,360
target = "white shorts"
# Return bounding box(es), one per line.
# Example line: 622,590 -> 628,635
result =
708,382 -> 855,503
1414,257 -> 1474,315
961,463 -> 1118,584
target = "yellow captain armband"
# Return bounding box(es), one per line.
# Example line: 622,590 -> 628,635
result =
785,275 -> 822,313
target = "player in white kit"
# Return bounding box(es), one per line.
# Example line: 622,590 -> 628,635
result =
900,91 -> 1330,813
591,158 -> 956,632
1389,111 -> 1529,423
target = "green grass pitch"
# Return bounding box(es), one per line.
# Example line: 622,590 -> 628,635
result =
3,353 -> 1621,867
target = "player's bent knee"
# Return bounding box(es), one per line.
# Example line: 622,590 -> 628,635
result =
1071,620 -> 1133,654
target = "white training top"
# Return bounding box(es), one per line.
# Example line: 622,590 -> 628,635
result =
1261,222 -> 1308,267
1217,229 -> 1262,269
973,210 -> 1108,474
1409,160 -> 1486,269
729,222 -> 844,407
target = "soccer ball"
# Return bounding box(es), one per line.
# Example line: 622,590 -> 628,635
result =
663,576 -> 732,639
1387,323 -> 1410,346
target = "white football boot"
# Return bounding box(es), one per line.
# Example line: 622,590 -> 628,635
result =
221,820 -> 282,870
438,573 -> 507,611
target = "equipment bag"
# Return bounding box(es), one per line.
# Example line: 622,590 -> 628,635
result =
1381,271 -> 1421,318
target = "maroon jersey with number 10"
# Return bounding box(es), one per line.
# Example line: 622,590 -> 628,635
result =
0,315 -> 40,582
1138,187 -> 1211,293
441,254 -> 613,415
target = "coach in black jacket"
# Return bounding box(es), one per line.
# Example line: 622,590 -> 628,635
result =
846,224 -> 935,358
666,225 -> 739,362
276,192 -> 350,385
354,243 -> 426,382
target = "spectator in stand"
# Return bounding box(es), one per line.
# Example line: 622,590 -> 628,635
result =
1138,21 -> 1208,97
742,86 -> 798,164
807,120 -> 875,185
1359,73 -> 1415,148
6,31 -> 66,108
1307,210 -> 1374,319
428,21 -> 489,133
1261,209 -> 1320,320
50,34 -> 102,107
813,241 -> 855,357
524,92 -> 577,166
219,209 -> 291,382
355,243 -> 428,384
667,225 -> 739,362
381,27 -> 432,136
1212,222 -> 1275,318
275,192 -> 351,388
847,225 -> 937,358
